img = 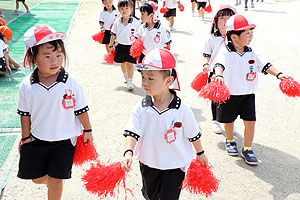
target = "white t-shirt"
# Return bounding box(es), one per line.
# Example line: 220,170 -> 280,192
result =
17,68 -> 89,141
203,32 -> 225,72
111,17 -> 140,45
99,6 -> 120,30
0,40 -> 8,58
163,0 -> 180,9
124,91 -> 202,170
214,43 -> 270,95
137,22 -> 171,55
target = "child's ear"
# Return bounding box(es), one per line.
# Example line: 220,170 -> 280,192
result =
166,76 -> 175,86
231,34 -> 237,41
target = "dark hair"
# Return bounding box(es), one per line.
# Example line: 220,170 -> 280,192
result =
211,8 -> 235,34
118,0 -> 133,8
160,69 -> 177,81
140,3 -> 154,15
0,33 -> 4,41
226,28 -> 254,41
27,39 -> 67,69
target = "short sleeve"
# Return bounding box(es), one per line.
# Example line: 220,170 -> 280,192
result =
17,81 -> 31,116
181,103 -> 202,142
123,101 -> 142,140
99,11 -> 104,23
111,19 -> 118,35
161,27 -> 171,44
214,47 -> 226,70
255,52 -> 269,73
72,79 -> 89,115
203,36 -> 212,57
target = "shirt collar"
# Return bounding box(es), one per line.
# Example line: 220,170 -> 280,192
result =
226,42 -> 252,53
30,67 -> 69,84
121,17 -> 133,24
213,30 -> 222,37
142,89 -> 181,110
144,22 -> 161,29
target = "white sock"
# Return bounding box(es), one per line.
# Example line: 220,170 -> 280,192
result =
127,78 -> 132,83
123,73 -> 128,81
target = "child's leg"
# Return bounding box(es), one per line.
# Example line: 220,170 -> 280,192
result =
47,177 -> 63,200
170,16 -> 174,27
32,175 -> 48,184
16,1 -> 19,10
8,55 -> 20,70
105,44 -> 110,53
22,2 -> 30,11
126,62 -> 134,80
199,8 -> 204,19
120,62 -> 128,82
192,2 -> 196,12
243,120 -> 255,148
224,122 -> 235,140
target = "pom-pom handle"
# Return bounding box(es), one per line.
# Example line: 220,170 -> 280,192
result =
191,72 -> 209,92
92,32 -> 105,44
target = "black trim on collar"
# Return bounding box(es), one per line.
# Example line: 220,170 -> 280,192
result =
124,130 -> 140,141
142,90 -> 181,110
144,22 -> 161,29
30,67 -> 68,85
188,132 -> 202,142
226,42 -> 252,54
213,30 -> 222,37
121,17 -> 133,24
104,5 -> 116,11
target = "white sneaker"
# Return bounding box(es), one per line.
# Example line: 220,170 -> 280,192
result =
211,120 -> 224,134
192,11 -> 196,16
127,82 -> 134,91
25,10 -> 31,15
170,26 -> 175,31
251,2 -> 255,8
12,10 -> 19,14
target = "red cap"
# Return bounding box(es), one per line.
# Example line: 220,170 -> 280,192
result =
226,14 -> 256,31
0,26 -> 12,40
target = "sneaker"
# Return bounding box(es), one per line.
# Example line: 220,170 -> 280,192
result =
211,120 -> 223,134
239,0 -> 241,5
12,10 -> 19,14
234,3 -> 238,6
170,26 -> 175,31
192,11 -> 196,16
251,2 -> 255,8
127,82 -> 134,91
226,140 -> 239,156
25,10 -> 31,15
241,149 -> 258,165
245,6 -> 248,11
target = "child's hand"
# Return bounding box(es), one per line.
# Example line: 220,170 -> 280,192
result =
108,46 -> 115,53
202,64 -> 210,73
100,27 -> 106,32
196,153 -> 208,167
84,132 -> 94,144
21,137 -> 32,145
121,153 -> 133,172
214,75 -> 224,83
278,74 -> 291,80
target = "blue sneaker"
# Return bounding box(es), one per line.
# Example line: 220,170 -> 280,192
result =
241,149 -> 258,165
226,140 -> 239,156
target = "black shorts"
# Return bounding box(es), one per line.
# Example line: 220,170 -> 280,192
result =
191,0 -> 197,2
216,94 -> 256,123
17,0 -> 25,2
18,138 -> 75,180
102,30 -> 111,44
163,8 -> 176,18
197,2 -> 207,10
0,57 -> 6,72
140,162 -> 185,200
114,43 -> 137,64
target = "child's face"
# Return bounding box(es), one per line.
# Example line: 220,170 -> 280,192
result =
34,43 -> 64,77
119,6 -> 133,18
233,28 -> 254,47
103,0 -> 113,10
3,36 -> 9,44
141,11 -> 153,24
141,70 -> 172,96
217,15 -> 231,34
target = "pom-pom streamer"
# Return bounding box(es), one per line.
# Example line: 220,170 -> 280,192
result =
191,72 -> 209,92
182,159 -> 220,197
92,32 -> 105,44
199,80 -> 230,104
204,4 -> 212,13
130,39 -> 145,58
73,134 -> 99,166
178,3 -> 184,11
104,50 -> 115,65
279,78 -> 300,98
82,161 -> 132,199
160,7 -> 169,13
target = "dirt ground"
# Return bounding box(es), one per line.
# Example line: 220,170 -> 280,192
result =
1,0 -> 300,199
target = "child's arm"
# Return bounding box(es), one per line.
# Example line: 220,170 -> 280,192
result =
203,57 -> 211,73
77,112 -> 94,143
214,65 -> 224,83
108,34 -> 116,53
4,51 -> 11,75
192,139 -> 208,167
266,65 -> 291,80
21,116 -> 31,144
121,136 -> 137,172
99,22 -> 105,32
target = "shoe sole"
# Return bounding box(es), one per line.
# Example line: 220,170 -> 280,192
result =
227,152 -> 239,156
241,153 -> 258,165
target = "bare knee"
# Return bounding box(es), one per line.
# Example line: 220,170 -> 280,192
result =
32,175 -> 48,184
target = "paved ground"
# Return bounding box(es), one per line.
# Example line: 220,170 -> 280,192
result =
1,0 -> 300,199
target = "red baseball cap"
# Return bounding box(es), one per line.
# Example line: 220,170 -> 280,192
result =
0,26 -> 12,40
226,14 -> 256,32
23,26 -> 66,68
218,5 -> 236,14
136,48 -> 180,90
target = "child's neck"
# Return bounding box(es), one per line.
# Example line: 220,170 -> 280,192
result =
231,41 -> 245,54
152,89 -> 173,111
146,21 -> 155,28
122,16 -> 131,24
38,70 -> 60,87
106,7 -> 113,11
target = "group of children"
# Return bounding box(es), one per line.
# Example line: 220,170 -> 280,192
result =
14,1 -> 291,200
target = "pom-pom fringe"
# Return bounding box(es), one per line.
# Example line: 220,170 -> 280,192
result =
199,80 -> 230,104
279,78 -> 300,98
130,39 -> 145,59
104,50 -> 115,65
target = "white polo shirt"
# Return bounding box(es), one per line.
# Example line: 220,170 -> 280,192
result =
17,68 -> 89,141
0,40 -> 8,57
214,43 -> 271,95
137,22 -> 172,55
203,32 -> 225,72
99,6 -> 120,30
163,0 -> 180,9
111,17 -> 140,45
124,90 -> 202,170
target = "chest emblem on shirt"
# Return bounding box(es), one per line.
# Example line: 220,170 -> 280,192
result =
164,120 -> 179,144
62,89 -> 76,109
246,59 -> 257,81
154,32 -> 161,43
130,28 -> 135,41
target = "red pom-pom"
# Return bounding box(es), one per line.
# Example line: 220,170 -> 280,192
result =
104,50 -> 115,65
160,7 -> 169,13
92,32 -> 105,44
204,4 -> 212,13
82,161 -> 132,199
73,134 -> 99,166
279,78 -> 300,98
130,39 -> 145,58
199,80 -> 230,104
178,3 -> 184,11
182,159 -> 220,197
191,72 -> 209,92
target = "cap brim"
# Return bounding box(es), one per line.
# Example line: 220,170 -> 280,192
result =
136,63 -> 165,71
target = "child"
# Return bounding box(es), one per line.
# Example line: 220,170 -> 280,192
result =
202,5 -> 236,134
121,48 -> 208,199
99,0 -> 120,53
245,0 -> 254,10
17,26 -> 93,199
214,14 -> 290,165
162,0 -> 181,31
0,26 -> 12,76
191,0 -> 197,16
136,1 -> 171,63
109,0 -> 140,91
196,0 -> 210,20
13,0 -> 31,15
